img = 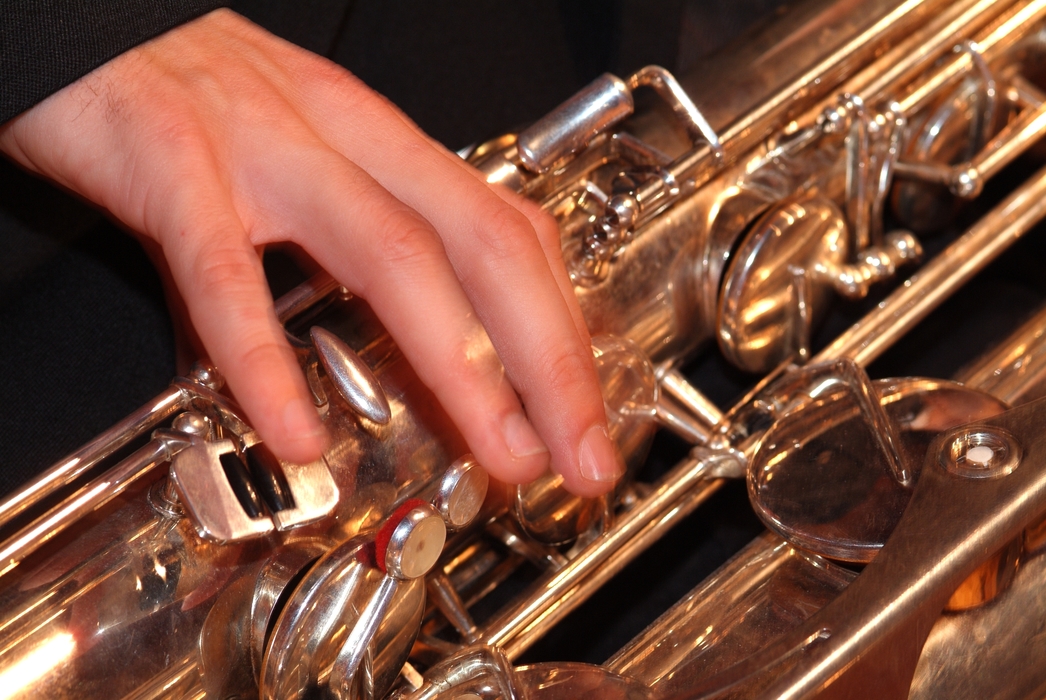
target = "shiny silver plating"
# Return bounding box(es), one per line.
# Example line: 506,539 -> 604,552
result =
516,73 -> 634,174
939,427 -> 1022,479
432,455 -> 488,531
170,438 -> 275,542
384,503 -> 447,580
9,1 -> 1046,698
261,536 -> 426,700
311,325 -> 393,425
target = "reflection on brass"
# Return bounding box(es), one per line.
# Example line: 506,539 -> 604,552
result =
945,535 -> 1022,611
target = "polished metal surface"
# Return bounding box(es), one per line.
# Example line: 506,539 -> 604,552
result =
718,195 -> 852,372
384,504 -> 446,580
432,456 -> 488,531
0,385 -> 186,529
817,159 -> 1046,366
517,73 -> 634,174
170,438 -> 276,542
0,437 -> 174,576
606,533 -> 856,692
247,433 -> 340,533
478,449 -> 738,660
909,533 -> 1046,698
395,0 -> 1046,696
311,325 -> 392,425
260,535 -> 427,700
749,378 -> 1008,562
690,399 -> 1046,699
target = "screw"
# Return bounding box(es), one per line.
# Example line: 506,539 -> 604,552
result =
940,428 -> 1020,480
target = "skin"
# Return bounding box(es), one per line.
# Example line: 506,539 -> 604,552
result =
0,9 -> 624,497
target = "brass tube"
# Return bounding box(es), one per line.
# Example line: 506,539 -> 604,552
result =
467,0 -> 1046,663
0,386 -> 186,529
659,368 -> 724,429
274,271 -> 341,323
477,451 -> 733,659
630,0 -> 970,224
0,439 -> 171,576
815,161 -> 1046,367
956,304 -> 1046,406
972,98 -> 1046,186
895,0 -> 1046,116
0,272 -> 341,538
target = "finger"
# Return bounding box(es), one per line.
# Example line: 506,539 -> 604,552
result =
272,147 -> 551,485
492,188 -> 591,344
294,83 -> 622,495
324,94 -> 593,343
159,171 -> 328,465
199,26 -> 594,363
369,106 -> 593,343
443,186 -> 619,496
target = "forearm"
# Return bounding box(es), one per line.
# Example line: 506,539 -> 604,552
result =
0,0 -> 227,123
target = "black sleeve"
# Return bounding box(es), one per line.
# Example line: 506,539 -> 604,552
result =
1,0 -> 230,123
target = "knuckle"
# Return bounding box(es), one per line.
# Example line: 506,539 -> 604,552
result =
530,207 -> 564,259
332,72 -> 402,126
236,337 -> 291,374
316,67 -> 367,108
468,201 -> 534,261
537,344 -> 596,404
340,162 -> 379,197
427,331 -> 505,404
373,210 -> 442,269
192,246 -> 261,300
141,115 -> 209,161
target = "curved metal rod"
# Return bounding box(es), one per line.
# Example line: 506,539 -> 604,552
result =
816,159 -> 1046,367
0,386 -> 188,529
628,65 -> 724,159
0,438 -> 179,577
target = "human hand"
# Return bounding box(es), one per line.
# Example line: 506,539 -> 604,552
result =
0,9 -> 624,496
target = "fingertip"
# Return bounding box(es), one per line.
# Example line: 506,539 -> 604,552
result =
272,395 -> 330,464
549,423 -> 625,498
483,451 -> 550,487
577,424 -> 624,484
218,337 -> 331,466
464,415 -> 547,487
501,411 -> 548,460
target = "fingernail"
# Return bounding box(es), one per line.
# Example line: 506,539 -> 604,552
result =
502,412 -> 549,459
579,424 -> 624,483
283,397 -> 329,452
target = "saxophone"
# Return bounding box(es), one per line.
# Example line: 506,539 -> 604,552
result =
4,0 -> 1046,697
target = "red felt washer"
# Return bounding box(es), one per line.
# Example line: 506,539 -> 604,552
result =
374,498 -> 428,573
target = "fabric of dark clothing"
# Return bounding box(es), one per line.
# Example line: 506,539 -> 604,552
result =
0,0 -> 228,123
231,0 -> 687,150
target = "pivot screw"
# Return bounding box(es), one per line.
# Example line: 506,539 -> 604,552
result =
187,361 -> 224,391
940,428 -> 1021,479
172,411 -> 211,437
